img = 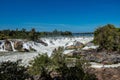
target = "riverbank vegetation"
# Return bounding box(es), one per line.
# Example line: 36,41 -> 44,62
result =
0,47 -> 97,80
1,24 -> 120,80
0,29 -> 72,40
94,24 -> 120,52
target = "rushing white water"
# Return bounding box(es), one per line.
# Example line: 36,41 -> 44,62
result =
1,37 -> 120,68
82,46 -> 99,50
0,41 -> 6,51
90,62 -> 120,68
9,41 -> 17,51
0,37 -> 95,65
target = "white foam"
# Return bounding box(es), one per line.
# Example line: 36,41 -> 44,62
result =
0,37 -> 94,65
90,62 -> 120,68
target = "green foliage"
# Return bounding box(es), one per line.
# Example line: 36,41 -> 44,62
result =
0,33 -> 9,40
94,24 -> 120,51
51,47 -> 65,67
0,60 -> 30,80
55,51 -> 96,80
29,47 -> 97,80
57,63 -> 96,80
0,29 -> 72,40
29,53 -> 52,75
28,28 -> 38,41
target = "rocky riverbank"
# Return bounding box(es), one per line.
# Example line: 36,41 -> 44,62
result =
66,49 -> 120,65
1,37 -> 120,67
88,67 -> 120,80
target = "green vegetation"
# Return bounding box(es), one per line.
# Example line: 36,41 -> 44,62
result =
29,53 -> 52,75
0,60 -> 30,80
0,29 -> 72,40
0,47 -> 96,80
94,24 -> 120,51
29,47 -> 97,80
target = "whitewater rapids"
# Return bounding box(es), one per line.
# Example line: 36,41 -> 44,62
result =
0,37 -> 120,68
0,37 -> 93,65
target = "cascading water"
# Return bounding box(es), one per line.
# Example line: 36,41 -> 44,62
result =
9,41 -> 16,51
0,41 -> 6,51
0,37 -> 95,65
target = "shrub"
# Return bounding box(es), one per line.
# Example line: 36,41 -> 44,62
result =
0,60 -> 30,80
29,48 -> 97,80
94,24 -> 120,51
29,53 -> 52,75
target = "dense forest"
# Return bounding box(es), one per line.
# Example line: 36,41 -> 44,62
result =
0,28 -> 72,41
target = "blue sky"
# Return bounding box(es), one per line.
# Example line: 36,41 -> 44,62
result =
0,0 -> 120,32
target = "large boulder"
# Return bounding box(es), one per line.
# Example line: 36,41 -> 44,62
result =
14,41 -> 23,51
4,40 -> 12,51
36,39 -> 48,46
66,41 -> 84,50
82,42 -> 99,50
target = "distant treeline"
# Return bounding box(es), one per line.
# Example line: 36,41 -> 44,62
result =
73,32 -> 94,36
0,28 -> 72,40
74,32 -> 93,34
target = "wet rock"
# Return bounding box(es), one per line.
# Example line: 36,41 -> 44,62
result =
14,41 -> 23,51
36,39 -> 48,46
83,42 -> 99,50
86,42 -> 95,47
49,40 -> 54,45
85,56 -> 100,62
66,41 -> 84,49
110,57 -> 120,64
23,48 -> 30,52
0,41 -> 2,45
4,40 -> 12,51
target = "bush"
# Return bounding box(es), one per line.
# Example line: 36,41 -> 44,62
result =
0,60 -> 30,80
57,63 -> 96,80
94,24 -> 120,51
29,48 -> 97,80
29,53 -> 52,75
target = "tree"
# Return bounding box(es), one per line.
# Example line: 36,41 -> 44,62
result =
94,24 -> 120,51
0,34 -> 9,40
29,28 -> 38,41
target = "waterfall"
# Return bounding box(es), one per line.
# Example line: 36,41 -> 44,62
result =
3,42 -> 6,51
23,42 -> 30,50
0,42 -> 6,51
10,41 -> 16,51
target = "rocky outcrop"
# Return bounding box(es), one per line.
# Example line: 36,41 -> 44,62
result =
0,40 -> 38,52
66,41 -> 84,50
82,42 -> 99,50
14,41 -> 23,51
36,39 -> 48,46
88,67 -> 120,80
65,49 -> 120,64
4,40 -> 13,51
